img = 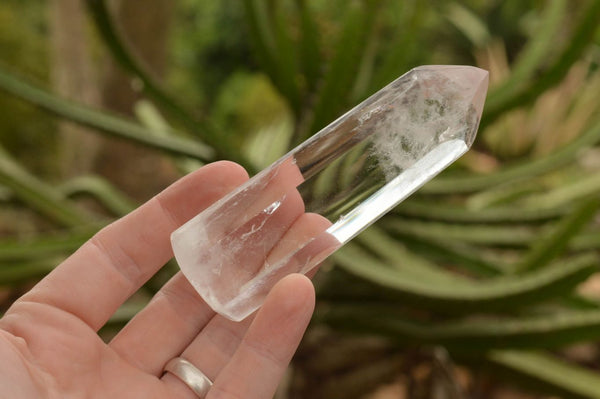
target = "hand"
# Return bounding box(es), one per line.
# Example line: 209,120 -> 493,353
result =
0,161 -> 315,399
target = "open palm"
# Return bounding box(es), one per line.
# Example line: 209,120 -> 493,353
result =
0,161 -> 315,399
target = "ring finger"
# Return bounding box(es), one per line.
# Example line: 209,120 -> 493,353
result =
162,273 -> 315,399
161,212 -> 329,395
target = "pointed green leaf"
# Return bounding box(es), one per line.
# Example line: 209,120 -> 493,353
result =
243,0 -> 301,115
525,172 -> 600,209
60,175 -> 137,216
307,0 -> 384,140
295,0 -> 322,93
0,229 -> 94,262
396,200 -> 566,224
384,218 -> 539,247
0,258 -> 63,286
0,146 -> 92,227
357,227 -> 476,285
395,234 -> 507,276
424,120 -> 600,194
331,245 -> 598,312
0,66 -> 214,161
444,2 -> 491,48
320,304 -> 600,351
487,0 -> 567,107
487,350 -> 600,398
482,0 -> 600,127
369,1 -> 426,92
268,2 -> 302,114
515,198 -> 600,273
85,0 -> 251,168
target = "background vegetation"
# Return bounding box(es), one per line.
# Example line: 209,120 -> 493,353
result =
1,0 -> 600,397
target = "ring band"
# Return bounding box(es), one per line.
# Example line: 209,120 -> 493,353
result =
164,357 -> 213,398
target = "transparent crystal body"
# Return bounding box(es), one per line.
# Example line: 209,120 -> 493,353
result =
172,65 -> 489,321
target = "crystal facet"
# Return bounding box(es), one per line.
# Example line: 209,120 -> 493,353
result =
171,65 -> 489,321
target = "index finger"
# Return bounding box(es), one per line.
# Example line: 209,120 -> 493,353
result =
206,273 -> 315,399
11,161 -> 249,331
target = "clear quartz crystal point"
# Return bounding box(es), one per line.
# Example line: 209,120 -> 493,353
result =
172,65 -> 489,321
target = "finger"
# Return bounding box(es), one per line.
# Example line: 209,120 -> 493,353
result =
169,312 -> 253,382
13,161 -> 249,331
110,212 -> 319,387
176,213 -> 331,382
194,188 -> 305,310
195,157 -> 304,240
161,274 -> 314,399
109,272 -> 216,375
228,156 -> 305,232
159,212 -> 330,397
160,312 -> 255,399
229,212 -> 337,317
265,212 -> 333,267
111,189 -> 304,374
171,157 -> 306,322
207,274 -> 314,399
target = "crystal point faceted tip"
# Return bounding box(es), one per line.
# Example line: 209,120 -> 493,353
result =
412,65 -> 489,148
172,65 -> 490,321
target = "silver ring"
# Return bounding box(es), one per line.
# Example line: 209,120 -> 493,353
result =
164,357 -> 213,398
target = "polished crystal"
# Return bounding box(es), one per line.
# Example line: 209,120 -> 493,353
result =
172,65 -> 489,321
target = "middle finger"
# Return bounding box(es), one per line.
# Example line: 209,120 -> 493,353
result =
171,211 -> 332,381
111,186 -> 305,375
109,271 -> 215,375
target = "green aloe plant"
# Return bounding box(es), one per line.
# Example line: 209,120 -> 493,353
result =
1,0 -> 600,397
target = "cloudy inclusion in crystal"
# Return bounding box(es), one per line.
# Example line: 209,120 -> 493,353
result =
171,65 -> 489,321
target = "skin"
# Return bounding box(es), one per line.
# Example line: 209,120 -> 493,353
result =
0,161 -> 318,399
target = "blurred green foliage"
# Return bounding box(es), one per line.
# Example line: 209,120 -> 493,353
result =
0,0 -> 57,175
1,0 -> 600,397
